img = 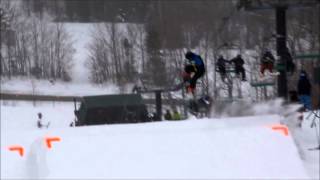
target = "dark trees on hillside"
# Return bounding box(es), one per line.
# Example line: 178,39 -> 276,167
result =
1,0 -> 319,94
144,3 -> 168,88
1,1 -> 74,81
21,0 -> 150,22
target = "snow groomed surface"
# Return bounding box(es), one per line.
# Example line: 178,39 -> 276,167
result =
1,112 -> 309,179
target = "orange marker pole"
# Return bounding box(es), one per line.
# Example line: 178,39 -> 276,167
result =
8,146 -> 24,157
270,124 -> 289,136
45,137 -> 61,149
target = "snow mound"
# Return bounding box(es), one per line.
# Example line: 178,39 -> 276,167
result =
2,114 -> 309,179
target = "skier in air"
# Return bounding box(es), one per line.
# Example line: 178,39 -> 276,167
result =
183,51 -> 206,98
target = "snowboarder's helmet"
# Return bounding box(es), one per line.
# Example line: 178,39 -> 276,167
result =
185,51 -> 193,60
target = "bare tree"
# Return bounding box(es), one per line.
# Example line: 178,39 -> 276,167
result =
126,24 -> 146,73
1,0 -> 74,81
88,22 -> 140,86
87,24 -> 110,83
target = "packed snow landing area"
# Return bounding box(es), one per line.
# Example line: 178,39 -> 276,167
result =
2,101 -> 317,179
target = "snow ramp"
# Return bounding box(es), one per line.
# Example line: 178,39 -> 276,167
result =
2,115 -> 309,179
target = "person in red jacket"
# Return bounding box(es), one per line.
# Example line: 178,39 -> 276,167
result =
260,49 -> 275,76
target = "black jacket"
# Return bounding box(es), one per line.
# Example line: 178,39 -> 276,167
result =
231,56 -> 244,67
297,76 -> 311,95
217,57 -> 229,68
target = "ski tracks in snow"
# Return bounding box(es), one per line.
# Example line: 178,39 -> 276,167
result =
25,137 -> 50,179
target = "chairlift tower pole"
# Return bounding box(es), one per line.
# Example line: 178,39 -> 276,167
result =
238,0 -> 320,100
275,6 -> 288,99
238,1 -> 290,100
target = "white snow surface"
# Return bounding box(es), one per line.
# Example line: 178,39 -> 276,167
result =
65,23 -> 93,83
1,100 -> 319,179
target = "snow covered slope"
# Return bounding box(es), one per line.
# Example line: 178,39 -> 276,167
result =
1,102 -> 310,179
64,23 -> 93,83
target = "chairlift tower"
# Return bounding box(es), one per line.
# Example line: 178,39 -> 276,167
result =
238,0 -> 320,100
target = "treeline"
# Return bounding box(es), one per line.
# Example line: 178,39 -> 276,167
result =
87,1 -> 242,88
1,1 -> 73,81
87,0 -> 319,95
20,0 -> 149,22
1,0 -> 319,96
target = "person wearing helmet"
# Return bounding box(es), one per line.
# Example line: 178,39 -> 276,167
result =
230,54 -> 246,81
183,51 -> 205,96
260,49 -> 275,77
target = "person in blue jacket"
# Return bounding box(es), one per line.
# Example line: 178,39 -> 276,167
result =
183,51 -> 205,96
297,70 -> 312,110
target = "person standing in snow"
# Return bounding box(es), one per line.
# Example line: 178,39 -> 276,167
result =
172,110 -> 182,120
164,109 -> 172,120
297,70 -> 312,110
183,51 -> 205,97
37,112 -> 50,129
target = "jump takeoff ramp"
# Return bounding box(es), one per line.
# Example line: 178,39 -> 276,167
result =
2,115 -> 309,179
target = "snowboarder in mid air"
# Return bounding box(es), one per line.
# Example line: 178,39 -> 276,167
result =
182,51 -> 212,116
183,51 -> 205,98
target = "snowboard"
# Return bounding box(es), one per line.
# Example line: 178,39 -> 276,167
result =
186,95 -> 212,116
172,72 -> 212,116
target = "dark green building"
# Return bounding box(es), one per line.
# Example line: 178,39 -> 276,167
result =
75,94 -> 149,126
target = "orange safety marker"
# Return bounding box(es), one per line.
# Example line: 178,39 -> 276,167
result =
270,124 -> 289,136
45,137 -> 61,149
8,146 -> 24,157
